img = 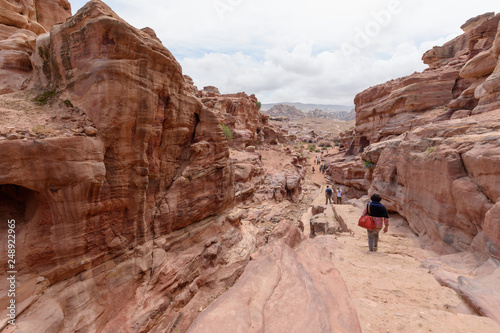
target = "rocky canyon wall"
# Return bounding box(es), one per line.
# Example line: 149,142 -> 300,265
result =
0,1 -> 243,331
326,13 -> 500,321
331,13 -> 500,260
0,0 -> 341,331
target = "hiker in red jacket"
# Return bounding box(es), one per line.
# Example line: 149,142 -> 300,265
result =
361,193 -> 389,252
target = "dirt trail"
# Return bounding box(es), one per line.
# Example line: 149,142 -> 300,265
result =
301,155 -> 500,332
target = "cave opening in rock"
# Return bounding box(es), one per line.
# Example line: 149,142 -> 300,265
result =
0,184 -> 54,273
0,184 -> 37,224
358,136 -> 370,153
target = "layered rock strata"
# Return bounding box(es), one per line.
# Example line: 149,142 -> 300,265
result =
188,223 -> 362,333
197,87 -> 274,149
0,1 -> 238,331
0,1 -> 356,331
0,0 -> 71,94
327,12 -> 500,324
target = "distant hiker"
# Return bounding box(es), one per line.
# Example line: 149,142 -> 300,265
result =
362,194 -> 389,252
336,187 -> 343,204
312,167 -> 315,173
325,186 -> 333,204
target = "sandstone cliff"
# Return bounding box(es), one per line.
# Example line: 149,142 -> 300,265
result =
327,12 -> 500,323
0,1 -> 239,331
0,1 -> 358,331
0,0 -> 71,94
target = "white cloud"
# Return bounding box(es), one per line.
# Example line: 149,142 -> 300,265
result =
69,0 -> 499,105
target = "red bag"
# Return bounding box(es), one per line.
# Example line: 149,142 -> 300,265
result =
358,204 -> 375,230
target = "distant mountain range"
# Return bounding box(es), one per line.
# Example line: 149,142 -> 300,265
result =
261,102 -> 354,113
262,104 -> 356,121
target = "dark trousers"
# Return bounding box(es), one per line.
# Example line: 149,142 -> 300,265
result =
367,229 -> 381,251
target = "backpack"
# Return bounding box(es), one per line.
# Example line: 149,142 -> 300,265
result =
326,188 -> 332,196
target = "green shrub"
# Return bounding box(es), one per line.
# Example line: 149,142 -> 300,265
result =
220,123 -> 233,140
363,160 -> 375,168
256,101 -> 262,110
427,146 -> 435,154
33,89 -> 56,105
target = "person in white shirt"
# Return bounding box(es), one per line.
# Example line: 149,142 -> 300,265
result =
336,187 -> 343,204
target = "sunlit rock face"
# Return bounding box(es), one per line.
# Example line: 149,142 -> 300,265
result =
0,0 -> 71,94
337,13 -> 500,258
0,0 -> 244,331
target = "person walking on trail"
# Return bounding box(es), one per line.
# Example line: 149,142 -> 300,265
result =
312,166 -> 315,173
336,187 -> 343,204
325,186 -> 333,204
361,194 -> 389,252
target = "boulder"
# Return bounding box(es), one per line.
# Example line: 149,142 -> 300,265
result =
188,238 -> 361,333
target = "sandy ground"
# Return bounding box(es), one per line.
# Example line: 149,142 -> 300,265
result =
300,154 -> 500,333
233,143 -> 499,332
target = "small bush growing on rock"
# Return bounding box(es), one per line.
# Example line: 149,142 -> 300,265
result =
64,100 -> 73,108
220,123 -> 233,141
363,160 -> 375,168
256,101 -> 262,110
33,89 -> 56,105
427,146 -> 436,154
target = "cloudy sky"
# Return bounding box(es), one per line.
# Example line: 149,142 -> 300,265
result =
69,0 -> 498,106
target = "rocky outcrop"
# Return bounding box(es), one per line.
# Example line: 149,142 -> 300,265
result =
263,103 -> 305,119
196,87 -> 272,149
327,12 -> 500,325
0,1 -> 242,331
188,224 -> 362,333
340,12 -> 500,258
0,0 -> 71,94
231,148 -> 307,205
353,12 -> 500,149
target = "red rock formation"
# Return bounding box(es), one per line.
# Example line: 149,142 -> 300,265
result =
0,0 -> 71,93
353,13 -> 500,148
328,12 -> 500,324
0,1 -> 350,331
264,103 -> 305,120
188,226 -> 361,333
197,86 -> 272,149
0,1 -> 242,330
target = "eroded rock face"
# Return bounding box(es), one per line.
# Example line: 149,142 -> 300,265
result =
326,12 -> 500,326
0,0 -> 240,330
188,230 -> 361,333
353,13 -> 500,149
0,0 -> 71,94
198,87 -> 270,149
332,13 -> 500,258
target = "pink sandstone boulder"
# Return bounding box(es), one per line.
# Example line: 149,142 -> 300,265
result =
187,237 -> 361,333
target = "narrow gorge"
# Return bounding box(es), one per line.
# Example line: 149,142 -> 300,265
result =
0,1 -> 499,332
